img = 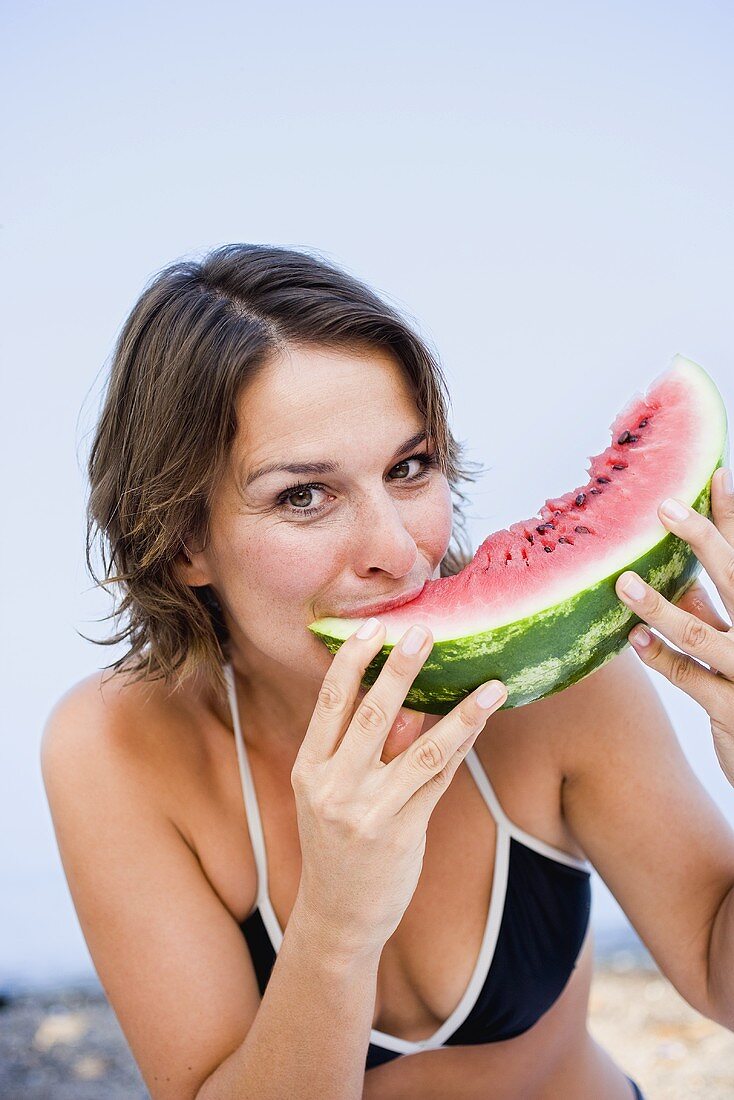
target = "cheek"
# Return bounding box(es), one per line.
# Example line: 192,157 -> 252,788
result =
229,526 -> 333,607
215,526 -> 337,678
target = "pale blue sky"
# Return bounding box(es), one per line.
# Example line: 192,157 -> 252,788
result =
2,0 -> 733,988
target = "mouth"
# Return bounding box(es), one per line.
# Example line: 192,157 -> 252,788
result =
332,582 -> 427,620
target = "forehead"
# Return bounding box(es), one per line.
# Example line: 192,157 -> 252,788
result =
235,344 -> 423,461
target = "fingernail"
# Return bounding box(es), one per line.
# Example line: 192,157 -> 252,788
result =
630,626 -> 652,648
722,468 -> 733,495
401,625 -> 428,655
660,498 -> 689,522
356,617 -> 380,640
477,681 -> 507,709
619,572 -> 646,600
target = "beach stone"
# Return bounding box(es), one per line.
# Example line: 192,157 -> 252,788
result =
33,1010 -> 90,1051
73,1054 -> 108,1079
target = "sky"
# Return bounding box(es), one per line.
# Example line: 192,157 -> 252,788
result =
2,0 -> 733,989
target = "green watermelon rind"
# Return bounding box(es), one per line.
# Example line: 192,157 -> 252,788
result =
312,455 -> 725,714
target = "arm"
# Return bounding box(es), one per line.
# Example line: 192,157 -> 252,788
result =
40,677 -> 381,1100
198,899 -> 381,1100
548,647 -> 734,1028
708,882 -> 734,1026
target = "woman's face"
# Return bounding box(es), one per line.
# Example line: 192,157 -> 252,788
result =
183,342 -> 454,729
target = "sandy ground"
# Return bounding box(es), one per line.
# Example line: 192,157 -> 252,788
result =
587,966 -> 734,1099
1,960 -> 733,1098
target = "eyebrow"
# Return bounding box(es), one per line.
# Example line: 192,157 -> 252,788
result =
243,430 -> 429,488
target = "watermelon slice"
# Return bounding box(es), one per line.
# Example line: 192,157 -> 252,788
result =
309,355 -> 729,712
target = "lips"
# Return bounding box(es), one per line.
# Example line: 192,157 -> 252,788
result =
333,582 -> 427,620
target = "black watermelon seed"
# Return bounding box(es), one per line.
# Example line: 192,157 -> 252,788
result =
617,430 -> 631,444
612,462 -> 627,470
628,433 -> 639,442
526,534 -> 534,544
574,525 -> 590,534
575,493 -> 586,506
543,545 -> 554,552
596,476 -> 611,484
558,536 -> 571,544
536,523 -> 553,533
590,488 -> 601,494
638,418 -> 648,428
553,510 -> 563,515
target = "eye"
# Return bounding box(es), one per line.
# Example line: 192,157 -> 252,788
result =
275,451 -> 439,518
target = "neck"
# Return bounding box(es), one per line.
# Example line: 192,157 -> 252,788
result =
226,648 -> 324,754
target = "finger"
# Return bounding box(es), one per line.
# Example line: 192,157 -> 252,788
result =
712,466 -> 734,548
616,571 -> 734,681
628,625 -> 733,726
381,680 -> 507,813
405,723 -> 484,821
657,482 -> 734,622
300,617 -> 387,765
675,580 -> 731,633
349,692 -> 430,764
338,623 -> 436,769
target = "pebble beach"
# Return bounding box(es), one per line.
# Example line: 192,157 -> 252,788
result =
2,956 -> 733,1099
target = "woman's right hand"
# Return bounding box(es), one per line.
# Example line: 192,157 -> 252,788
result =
290,618 -> 507,957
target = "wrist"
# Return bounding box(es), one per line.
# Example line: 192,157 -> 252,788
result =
289,890 -> 384,972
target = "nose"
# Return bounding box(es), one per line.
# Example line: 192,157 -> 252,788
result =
350,489 -> 419,578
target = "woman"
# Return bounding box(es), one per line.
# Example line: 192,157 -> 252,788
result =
41,243 -> 734,1100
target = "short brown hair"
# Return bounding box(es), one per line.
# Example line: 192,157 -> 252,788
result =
85,243 -> 485,697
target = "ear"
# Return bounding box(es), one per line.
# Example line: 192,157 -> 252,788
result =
175,538 -> 215,589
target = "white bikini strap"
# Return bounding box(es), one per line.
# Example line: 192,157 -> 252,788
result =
223,663 -> 271,905
464,748 -> 510,829
466,747 -> 591,872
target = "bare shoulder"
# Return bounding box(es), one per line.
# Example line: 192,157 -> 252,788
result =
468,649 -> 652,860
43,663 -> 193,750
40,667 -> 263,1100
479,647 -> 644,777
41,665 -> 212,813
534,645 -> 656,777
472,665 -> 579,781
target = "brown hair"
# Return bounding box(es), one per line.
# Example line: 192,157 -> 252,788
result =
85,243 -> 485,697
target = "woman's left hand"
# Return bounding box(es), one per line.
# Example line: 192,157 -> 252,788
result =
615,466 -> 734,788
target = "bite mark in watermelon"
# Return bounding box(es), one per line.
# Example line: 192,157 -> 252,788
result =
308,355 -> 729,712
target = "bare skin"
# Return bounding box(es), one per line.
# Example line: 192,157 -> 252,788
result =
46,342 -> 733,1097
82,658 -> 637,1099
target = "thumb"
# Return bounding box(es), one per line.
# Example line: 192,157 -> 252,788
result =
674,579 -> 730,677
675,580 -> 730,632
380,706 -> 428,764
